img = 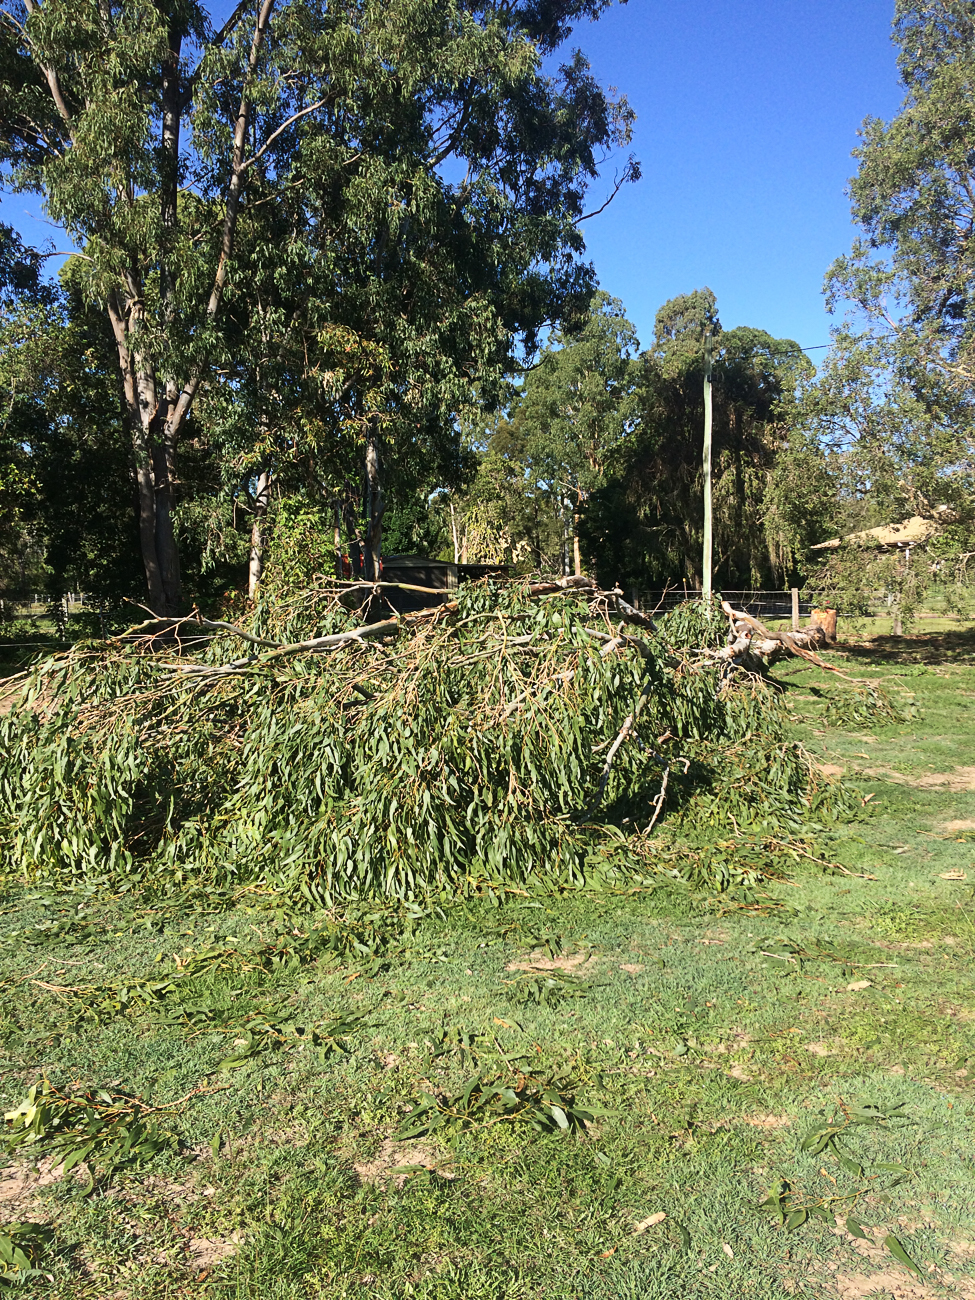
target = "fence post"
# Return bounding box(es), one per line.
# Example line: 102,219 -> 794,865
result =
791,587 -> 799,631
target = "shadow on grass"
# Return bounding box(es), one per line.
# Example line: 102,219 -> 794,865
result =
837,626 -> 975,667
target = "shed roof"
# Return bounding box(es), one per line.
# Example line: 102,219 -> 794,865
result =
811,514 -> 942,551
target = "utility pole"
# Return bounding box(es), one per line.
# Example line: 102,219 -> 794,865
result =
702,330 -> 713,605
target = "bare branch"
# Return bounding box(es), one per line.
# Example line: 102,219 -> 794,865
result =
241,98 -> 328,172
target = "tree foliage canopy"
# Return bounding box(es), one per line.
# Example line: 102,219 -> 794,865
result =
0,0 -> 637,610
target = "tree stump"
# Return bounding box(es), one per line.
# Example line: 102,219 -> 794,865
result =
810,608 -> 838,643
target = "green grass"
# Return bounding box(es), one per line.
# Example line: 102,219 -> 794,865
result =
2,631 -> 975,1297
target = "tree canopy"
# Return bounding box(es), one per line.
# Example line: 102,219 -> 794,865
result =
0,0 -> 637,611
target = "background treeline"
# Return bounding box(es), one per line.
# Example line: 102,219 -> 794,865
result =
3,0 -> 975,622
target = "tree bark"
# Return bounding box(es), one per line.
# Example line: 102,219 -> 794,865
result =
248,470 -> 272,598
334,499 -> 344,578
364,423 -> 383,580
450,500 -> 460,564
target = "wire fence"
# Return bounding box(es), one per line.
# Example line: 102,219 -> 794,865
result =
2,584 -> 973,642
636,589 -> 819,619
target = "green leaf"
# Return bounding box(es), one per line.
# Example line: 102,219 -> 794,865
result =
834,1152 -> 865,1177
884,1235 -> 923,1278
845,1215 -> 869,1240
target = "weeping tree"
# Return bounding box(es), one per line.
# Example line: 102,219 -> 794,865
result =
0,0 -> 638,614
579,289 -> 812,594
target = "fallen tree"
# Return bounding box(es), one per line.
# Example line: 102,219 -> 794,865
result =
716,600 -> 832,673
0,580 -> 860,900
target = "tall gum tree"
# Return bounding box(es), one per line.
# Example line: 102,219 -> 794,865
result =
0,0 -> 638,612
817,0 -> 975,613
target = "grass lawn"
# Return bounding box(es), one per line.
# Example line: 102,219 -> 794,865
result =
1,631 -> 974,1298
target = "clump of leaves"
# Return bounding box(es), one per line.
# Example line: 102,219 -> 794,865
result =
506,969 -> 590,1007
395,1069 -> 609,1139
759,1101 -> 921,1275
50,914 -> 391,1027
822,682 -> 917,727
209,1009 -> 368,1071
0,1222 -> 53,1287
3,1079 -> 180,1190
0,586 -> 858,900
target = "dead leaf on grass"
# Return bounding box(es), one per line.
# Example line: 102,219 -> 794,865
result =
740,1113 -> 791,1129
939,870 -> 968,881
847,979 -> 873,991
633,1212 -> 666,1234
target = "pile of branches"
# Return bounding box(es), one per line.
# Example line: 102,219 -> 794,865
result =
0,578 -> 856,900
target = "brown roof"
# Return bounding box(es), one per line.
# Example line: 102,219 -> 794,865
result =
811,515 -> 941,551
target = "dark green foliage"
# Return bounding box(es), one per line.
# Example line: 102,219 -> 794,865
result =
581,294 -> 814,592
3,1078 -> 180,1187
0,1221 -> 52,1287
394,1068 -> 607,1139
0,592 -> 854,899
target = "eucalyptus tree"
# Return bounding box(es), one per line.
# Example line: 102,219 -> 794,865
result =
512,290 -> 639,574
816,0 -> 975,614
1,0 -> 637,612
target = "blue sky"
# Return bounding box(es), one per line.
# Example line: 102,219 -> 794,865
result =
1,0 -> 902,357
574,0 -> 903,352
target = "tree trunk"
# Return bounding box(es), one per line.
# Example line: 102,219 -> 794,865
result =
344,496 -> 365,577
573,512 -> 582,577
128,416 -> 166,614
152,437 -> 181,613
334,499 -> 344,579
450,501 -> 460,565
364,424 -> 383,581
248,469 -> 272,599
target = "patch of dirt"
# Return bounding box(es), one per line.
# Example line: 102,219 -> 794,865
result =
816,763 -> 845,777
506,948 -> 596,973
804,1041 -> 836,1057
353,1139 -> 453,1188
0,1157 -> 69,1220
911,766 -> 975,791
862,764 -> 975,791
184,1233 -> 245,1271
739,1113 -> 791,1129
832,1271 -> 975,1299
943,819 -> 975,832
619,963 -> 644,974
